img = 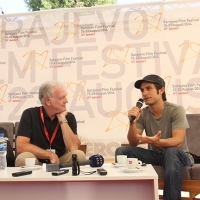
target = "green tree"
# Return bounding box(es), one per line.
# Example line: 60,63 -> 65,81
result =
24,0 -> 118,11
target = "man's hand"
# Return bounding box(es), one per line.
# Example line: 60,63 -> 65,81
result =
128,106 -> 142,123
49,151 -> 60,164
136,131 -> 161,145
56,110 -> 68,121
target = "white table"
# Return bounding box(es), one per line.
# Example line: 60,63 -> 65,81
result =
0,164 -> 158,200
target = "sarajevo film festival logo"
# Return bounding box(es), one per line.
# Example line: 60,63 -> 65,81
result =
105,110 -> 129,132
22,50 -> 49,71
53,19 -> 80,40
0,84 -> 8,104
179,41 -> 200,63
134,12 -> 162,34
65,80 -> 86,101
102,45 -> 130,67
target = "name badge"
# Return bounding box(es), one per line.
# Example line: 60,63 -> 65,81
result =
46,149 -> 56,153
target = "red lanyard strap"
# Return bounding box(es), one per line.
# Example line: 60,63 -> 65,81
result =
40,107 -> 59,146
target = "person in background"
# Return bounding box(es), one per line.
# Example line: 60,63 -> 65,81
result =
15,80 -> 86,166
115,74 -> 194,200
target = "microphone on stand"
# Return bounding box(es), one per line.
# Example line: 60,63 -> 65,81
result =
45,154 -> 104,172
129,98 -> 144,124
72,154 -> 80,176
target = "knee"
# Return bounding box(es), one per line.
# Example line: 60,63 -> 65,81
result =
115,146 -> 126,156
15,152 -> 37,167
71,150 -> 86,161
163,147 -> 179,156
162,147 -> 184,165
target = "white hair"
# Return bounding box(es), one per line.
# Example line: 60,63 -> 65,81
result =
38,80 -> 66,106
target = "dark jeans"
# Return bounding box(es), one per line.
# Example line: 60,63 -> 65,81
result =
115,146 -> 192,200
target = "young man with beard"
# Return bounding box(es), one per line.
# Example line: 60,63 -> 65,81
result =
115,74 -> 194,200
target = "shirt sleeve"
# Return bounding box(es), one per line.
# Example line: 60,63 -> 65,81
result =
16,109 -> 32,138
171,105 -> 189,130
66,112 -> 77,134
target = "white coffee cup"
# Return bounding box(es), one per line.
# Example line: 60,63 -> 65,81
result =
117,155 -> 127,164
126,158 -> 142,169
25,158 -> 36,167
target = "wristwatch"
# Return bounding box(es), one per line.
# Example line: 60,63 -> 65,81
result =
59,119 -> 68,124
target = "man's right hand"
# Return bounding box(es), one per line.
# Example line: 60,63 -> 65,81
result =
48,151 -> 60,164
128,106 -> 141,123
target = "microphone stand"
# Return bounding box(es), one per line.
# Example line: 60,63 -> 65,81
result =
72,154 -> 80,176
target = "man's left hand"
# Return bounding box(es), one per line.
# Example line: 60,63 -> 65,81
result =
137,131 -> 161,144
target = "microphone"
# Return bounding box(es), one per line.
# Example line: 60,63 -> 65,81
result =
129,98 -> 144,124
45,154 -> 104,172
61,154 -> 104,168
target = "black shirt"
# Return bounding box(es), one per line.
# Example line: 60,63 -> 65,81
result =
16,106 -> 77,160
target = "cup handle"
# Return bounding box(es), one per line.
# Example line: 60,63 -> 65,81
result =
138,160 -> 142,166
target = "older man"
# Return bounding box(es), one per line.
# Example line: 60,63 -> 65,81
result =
15,80 -> 86,166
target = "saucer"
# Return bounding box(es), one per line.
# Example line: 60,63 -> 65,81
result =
20,165 -> 41,171
112,163 -> 126,167
123,168 -> 143,173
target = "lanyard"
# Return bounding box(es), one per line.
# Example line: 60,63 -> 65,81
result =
40,106 -> 59,148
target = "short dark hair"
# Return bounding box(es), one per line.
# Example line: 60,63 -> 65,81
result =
154,83 -> 167,101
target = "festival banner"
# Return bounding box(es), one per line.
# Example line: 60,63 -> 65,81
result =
0,0 -> 200,158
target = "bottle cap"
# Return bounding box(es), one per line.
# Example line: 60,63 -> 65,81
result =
0,133 -> 4,137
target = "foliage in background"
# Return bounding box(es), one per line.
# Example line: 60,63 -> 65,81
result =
24,0 -> 118,11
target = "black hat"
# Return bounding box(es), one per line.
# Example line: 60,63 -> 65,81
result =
134,74 -> 165,89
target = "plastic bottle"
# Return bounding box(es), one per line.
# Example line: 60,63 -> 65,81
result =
0,133 -> 7,170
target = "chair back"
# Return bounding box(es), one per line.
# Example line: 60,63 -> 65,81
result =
186,114 -> 200,156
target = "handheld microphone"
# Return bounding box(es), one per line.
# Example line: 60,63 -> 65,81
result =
45,154 -> 104,172
60,154 -> 104,168
129,98 -> 144,124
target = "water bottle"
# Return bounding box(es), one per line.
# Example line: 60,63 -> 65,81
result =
0,133 -> 7,170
